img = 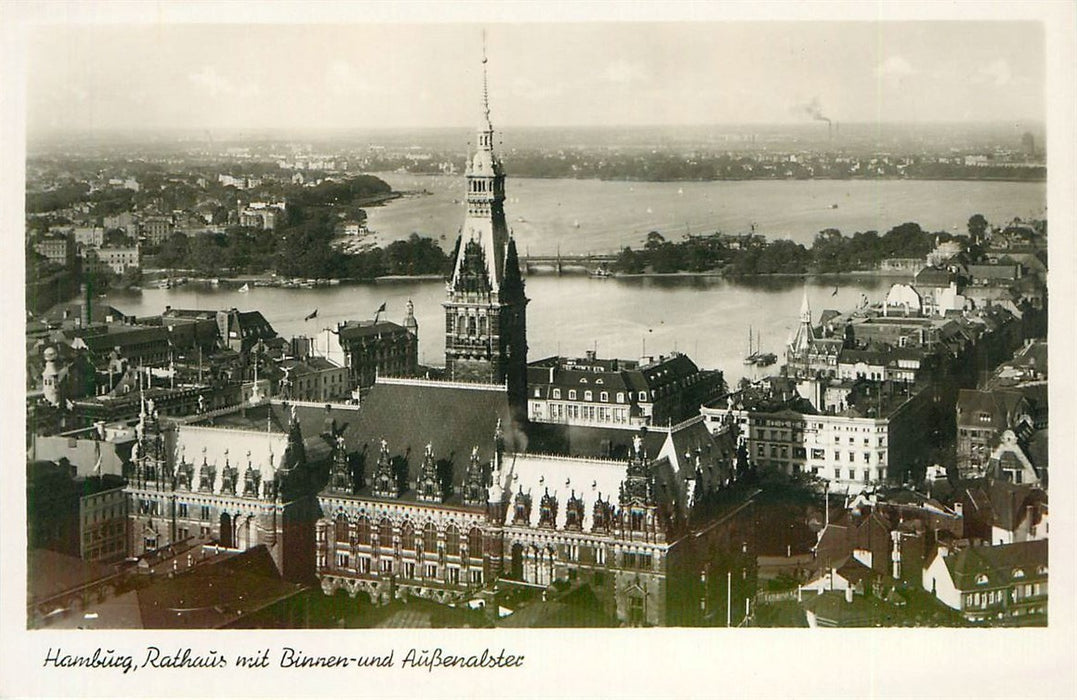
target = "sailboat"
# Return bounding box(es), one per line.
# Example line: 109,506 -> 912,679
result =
743,327 -> 759,365
238,283 -> 250,293
744,328 -> 777,367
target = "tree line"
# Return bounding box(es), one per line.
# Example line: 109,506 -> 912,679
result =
153,175 -> 453,278
610,220 -> 978,276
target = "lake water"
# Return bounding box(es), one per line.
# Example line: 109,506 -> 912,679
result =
365,173 -> 1045,255
109,274 -> 887,386
110,175 -> 1042,385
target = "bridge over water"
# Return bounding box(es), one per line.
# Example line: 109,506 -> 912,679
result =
519,252 -> 618,275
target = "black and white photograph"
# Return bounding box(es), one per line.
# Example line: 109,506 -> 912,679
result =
2,2 -> 1074,698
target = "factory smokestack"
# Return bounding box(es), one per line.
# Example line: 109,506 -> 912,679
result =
800,97 -> 832,140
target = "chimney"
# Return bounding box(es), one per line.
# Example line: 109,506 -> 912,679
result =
80,283 -> 90,327
844,586 -> 853,603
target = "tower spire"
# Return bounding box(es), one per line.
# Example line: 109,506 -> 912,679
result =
481,29 -> 491,127
443,31 -> 528,415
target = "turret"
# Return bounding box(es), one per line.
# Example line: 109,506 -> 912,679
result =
41,346 -> 61,407
403,298 -> 418,337
416,443 -> 446,503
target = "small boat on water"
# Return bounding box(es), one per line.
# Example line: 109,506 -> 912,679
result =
590,266 -> 613,279
573,220 -> 580,228
743,327 -> 776,366
238,283 -> 250,293
754,352 -> 777,367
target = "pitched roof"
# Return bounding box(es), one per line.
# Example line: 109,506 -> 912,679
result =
525,422 -> 666,460
268,401 -> 363,449
135,546 -> 300,629
500,453 -> 631,530
956,388 -> 1028,430
339,379 -> 513,505
985,481 -> 1047,532
944,539 -> 1047,591
27,549 -> 119,605
337,320 -> 408,342
42,301 -> 127,325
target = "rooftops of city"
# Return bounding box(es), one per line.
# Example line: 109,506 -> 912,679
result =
529,351 -> 706,395
839,379 -> 925,419
956,388 -> 1029,430
336,319 -> 409,342
707,376 -> 815,414
914,266 -> 959,288
41,300 -> 127,327
943,539 -> 1047,592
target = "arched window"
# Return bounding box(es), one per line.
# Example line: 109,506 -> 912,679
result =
445,524 -> 460,556
1012,568 -> 1025,579
422,522 -> 438,553
334,514 -> 349,543
468,527 -> 484,559
975,573 -> 989,585
379,518 -> 394,548
400,521 -> 415,551
356,516 -> 371,546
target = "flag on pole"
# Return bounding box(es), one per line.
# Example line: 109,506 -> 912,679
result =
304,308 -> 318,321
373,301 -> 387,323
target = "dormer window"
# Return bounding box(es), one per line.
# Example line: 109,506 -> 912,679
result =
584,390 -> 593,402
1037,565 -> 1048,575
553,388 -> 561,399
975,574 -> 989,585
1012,568 -> 1025,579
569,390 -> 577,400
579,377 -> 588,384
596,378 -> 604,384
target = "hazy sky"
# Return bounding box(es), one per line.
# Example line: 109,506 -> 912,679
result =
27,22 -> 1044,132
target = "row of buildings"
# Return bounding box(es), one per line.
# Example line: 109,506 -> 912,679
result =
25,55 -> 1048,630
27,70 -> 758,629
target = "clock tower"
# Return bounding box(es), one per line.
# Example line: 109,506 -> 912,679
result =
443,42 -> 528,415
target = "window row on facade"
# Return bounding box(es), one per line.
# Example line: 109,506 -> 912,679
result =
534,401 -> 632,425
323,552 -> 485,586
323,516 -> 485,558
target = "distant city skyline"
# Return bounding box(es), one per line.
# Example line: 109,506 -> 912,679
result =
28,22 -> 1044,133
